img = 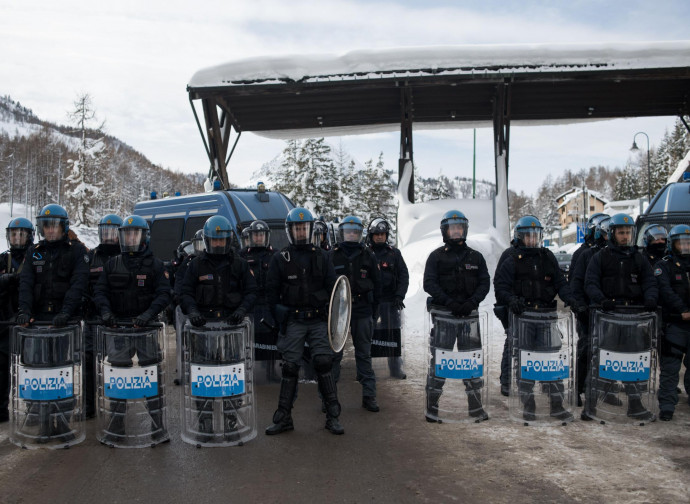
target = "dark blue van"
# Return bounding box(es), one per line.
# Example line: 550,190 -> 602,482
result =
636,176 -> 690,246
133,188 -> 295,260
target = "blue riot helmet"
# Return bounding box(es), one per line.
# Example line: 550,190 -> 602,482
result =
192,229 -> 205,254
338,215 -> 364,244
285,207 -> 314,246
312,219 -> 330,247
668,224 -> 690,258
440,210 -> 468,243
6,217 -> 34,251
98,214 -> 123,245
608,213 -> 636,248
586,213 -> 608,241
643,224 -> 668,256
119,215 -> 150,253
248,219 -> 270,248
514,215 -> 543,248
36,204 -> 69,242
203,215 -> 233,255
367,217 -> 391,245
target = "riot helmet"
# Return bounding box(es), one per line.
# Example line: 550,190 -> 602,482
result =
285,207 -> 314,246
312,219 -> 330,248
367,217 -> 391,245
203,215 -> 233,255
595,216 -> 611,242
98,214 -> 123,245
668,224 -> 690,258
608,213 -> 636,248
240,227 -> 250,249
338,215 -> 364,244
175,240 -> 194,262
440,210 -> 468,244
585,212 -> 607,242
6,217 -> 34,251
36,204 -> 69,242
248,220 -> 270,248
192,229 -> 205,254
643,224 -> 668,257
513,215 -> 543,249
119,215 -> 150,253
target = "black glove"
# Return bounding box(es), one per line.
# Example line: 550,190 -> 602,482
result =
393,297 -> 406,310
229,308 -> 247,325
189,312 -> 206,327
571,301 -> 588,314
0,273 -> 17,288
133,311 -> 153,327
508,297 -> 526,315
601,299 -> 616,311
643,299 -> 657,312
448,301 -> 464,317
52,313 -> 70,328
101,311 -> 116,326
16,312 -> 31,326
459,300 -> 476,317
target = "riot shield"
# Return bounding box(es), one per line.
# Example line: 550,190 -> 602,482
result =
181,318 -> 256,447
508,310 -> 574,425
10,324 -> 85,449
96,324 -> 168,447
371,301 -> 406,379
174,305 -> 187,385
328,275 -> 351,353
426,308 -> 490,423
584,308 -> 658,425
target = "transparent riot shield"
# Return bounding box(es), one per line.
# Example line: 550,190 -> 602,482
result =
584,309 -> 658,425
509,310 -> 574,425
329,275 -> 351,353
96,324 -> 168,448
372,302 -> 406,379
181,318 -> 256,447
174,305 -> 187,385
10,324 -> 84,449
426,308 -> 490,423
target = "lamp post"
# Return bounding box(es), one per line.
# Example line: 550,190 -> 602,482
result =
630,131 -> 651,203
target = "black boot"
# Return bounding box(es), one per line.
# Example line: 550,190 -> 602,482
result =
318,371 -> 345,434
466,379 -> 488,421
425,387 -> 442,423
549,383 -> 573,422
626,384 -> 655,422
522,395 -> 536,421
265,371 -> 298,435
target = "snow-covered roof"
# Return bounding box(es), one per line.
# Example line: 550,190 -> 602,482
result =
189,41 -> 690,87
556,187 -> 608,210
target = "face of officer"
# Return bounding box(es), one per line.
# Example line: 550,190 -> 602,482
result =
674,237 -> 690,256
371,232 -> 387,244
447,223 -> 466,241
292,222 -> 310,242
522,231 -> 540,248
8,229 -> 29,247
614,226 -> 633,247
42,222 -> 63,242
100,225 -> 119,245
250,231 -> 266,247
123,229 -> 143,248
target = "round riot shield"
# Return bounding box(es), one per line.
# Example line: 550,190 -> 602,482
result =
584,308 -> 658,425
371,301 -> 406,379
181,318 -> 256,447
426,308 -> 490,423
10,324 -> 85,449
96,324 -> 168,448
508,310 -> 574,425
328,275 -> 351,353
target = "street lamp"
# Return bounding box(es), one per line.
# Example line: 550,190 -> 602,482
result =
630,131 -> 651,203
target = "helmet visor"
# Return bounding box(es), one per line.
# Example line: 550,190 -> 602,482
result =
338,223 -> 363,243
611,225 -> 635,247
99,225 -> 120,245
7,228 -> 31,249
288,221 -> 312,245
442,219 -> 468,242
119,228 -> 145,253
249,230 -> 269,248
673,235 -> 690,256
204,236 -> 231,255
517,228 -> 543,248
37,217 -> 65,241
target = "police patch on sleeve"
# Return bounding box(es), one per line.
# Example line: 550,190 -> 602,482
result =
654,267 -> 662,276
84,254 -> 90,264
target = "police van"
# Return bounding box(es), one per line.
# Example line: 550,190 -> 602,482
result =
133,187 -> 295,261
636,173 -> 690,246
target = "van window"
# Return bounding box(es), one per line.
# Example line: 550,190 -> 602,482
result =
184,216 -> 210,241
649,183 -> 690,213
150,218 -> 185,260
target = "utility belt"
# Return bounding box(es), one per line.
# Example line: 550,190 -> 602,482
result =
524,299 -> 557,310
288,308 -> 325,321
609,298 -> 639,307
201,308 -> 233,319
38,301 -> 62,314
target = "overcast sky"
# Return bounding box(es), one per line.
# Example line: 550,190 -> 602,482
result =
2,0 -> 689,195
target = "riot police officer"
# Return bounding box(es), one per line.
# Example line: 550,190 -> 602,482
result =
424,210 -> 490,421
239,219 -> 279,379
82,214 -> 123,418
654,224 -> 690,421
494,215 -> 578,421
584,213 -> 658,421
313,219 -> 331,251
16,204 -> 89,438
330,215 -> 382,412
0,218 -> 34,422
642,224 -> 668,266
367,217 -> 409,379
264,208 -> 342,435
569,212 -> 607,275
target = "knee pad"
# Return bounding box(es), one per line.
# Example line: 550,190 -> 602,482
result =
281,361 -> 300,378
312,354 -> 333,374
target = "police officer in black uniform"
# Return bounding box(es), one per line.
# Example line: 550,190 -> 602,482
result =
313,219 -> 332,251
653,224 -> 690,421
82,214 -> 123,418
424,210 -> 490,422
16,204 -> 89,439
265,207 -> 343,435
569,213 -> 607,275
330,215 -> 382,412
93,215 -> 171,439
641,224 -> 668,266
495,215 -> 578,421
367,217 -> 409,379
0,217 -> 34,422
239,219 -> 279,380
584,213 -> 658,421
